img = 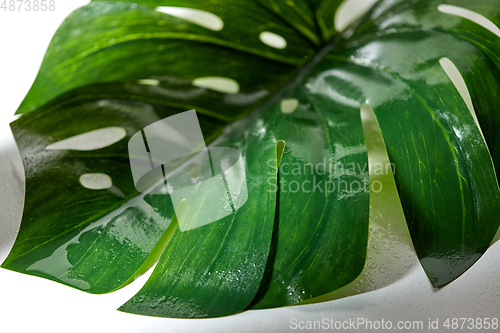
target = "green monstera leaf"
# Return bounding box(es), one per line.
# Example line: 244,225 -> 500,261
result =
2,0 -> 500,318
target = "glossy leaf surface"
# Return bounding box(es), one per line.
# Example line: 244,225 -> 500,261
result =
119,111 -> 281,318
3,0 -> 500,319
120,55 -> 370,315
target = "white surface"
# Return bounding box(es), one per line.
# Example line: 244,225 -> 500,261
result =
1,1 -> 500,332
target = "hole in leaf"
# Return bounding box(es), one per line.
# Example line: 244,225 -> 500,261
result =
79,173 -> 113,190
156,7 -> 224,31
259,31 -> 287,49
46,127 -> 127,151
438,4 -> 500,38
334,0 -> 379,32
280,98 -> 298,114
192,77 -> 240,94
439,57 -> 486,141
138,79 -> 160,86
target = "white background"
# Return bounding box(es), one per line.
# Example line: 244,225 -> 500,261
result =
1,1 -> 500,332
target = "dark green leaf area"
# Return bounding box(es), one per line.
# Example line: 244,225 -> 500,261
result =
2,97 -> 224,293
251,66 -> 370,309
119,109 -> 280,318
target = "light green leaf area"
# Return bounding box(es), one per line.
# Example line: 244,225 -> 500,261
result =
3,0 -> 500,319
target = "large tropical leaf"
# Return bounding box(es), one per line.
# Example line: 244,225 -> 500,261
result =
2,0 -> 500,318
